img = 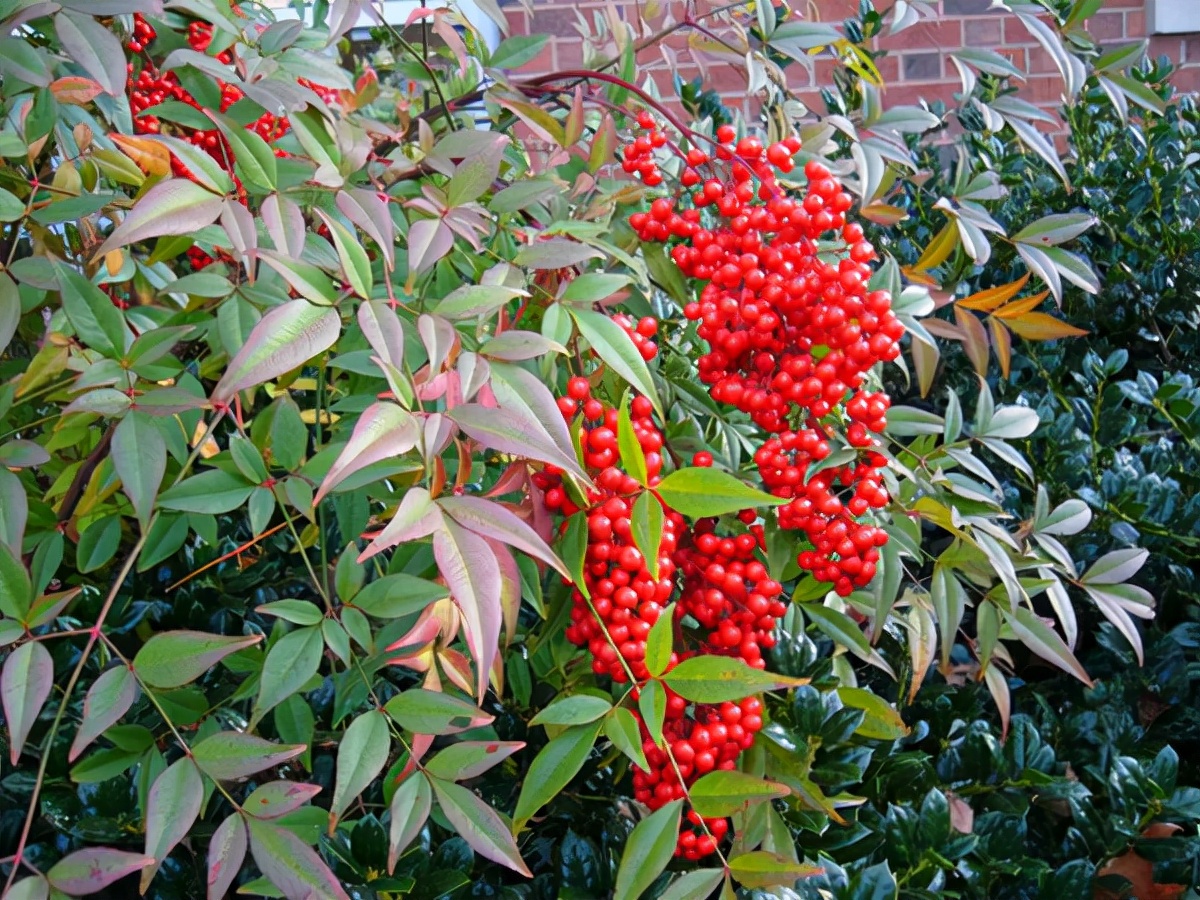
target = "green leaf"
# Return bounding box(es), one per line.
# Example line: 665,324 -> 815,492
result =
211,299 -> 341,405
69,665 -> 139,762
613,800 -> 683,900
193,731 -> 306,781
570,308 -> 662,418
95,178 -> 223,258
207,110 -> 278,191
0,542 -> 32,620
252,625 -> 324,724
157,469 -> 255,514
662,655 -> 807,704
70,746 -> 142,783
631,490 -> 664,582
431,777 -> 532,876
142,758 -> 204,890
728,851 -> 821,889
513,720 -> 602,829
257,599 -> 324,627
836,687 -> 910,740
133,630 -> 262,689
388,774 -> 432,870
688,770 -> 790,818
562,272 -> 633,303
644,602 -> 674,679
330,710 -> 391,826
530,694 -> 612,727
0,188 -> 25,223
802,603 -> 895,677
1005,605 -> 1092,686
351,573 -> 449,618
489,33 -> 549,69
617,395 -> 649,486
247,817 -> 350,900
47,849 -> 154,896
654,467 -> 785,519
112,412 -> 166,530
659,869 -> 725,900
605,707 -> 650,772
207,814 -> 247,900
5,876 -> 49,900
560,511 -> 590,600
0,271 -> 19,356
1081,548 -> 1148,585
2,641 -> 53,765
424,740 -> 525,781
76,515 -> 120,573
55,261 -> 131,358
244,781 -> 323,818
317,209 -> 373,299
384,688 -> 493,735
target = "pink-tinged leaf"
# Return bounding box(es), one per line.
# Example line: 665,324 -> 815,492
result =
248,818 -> 351,900
262,193 -> 306,258
211,300 -> 341,405
330,710 -> 391,828
358,299 -> 406,371
132,630 -> 262,689
407,218 -> 454,275
457,352 -> 490,402
142,757 -> 204,890
432,10 -> 470,76
47,848 -> 154,895
417,313 -> 457,373
480,330 -> 567,361
94,179 -> 223,258
433,521 -> 502,703
385,607 -> 444,658
438,495 -> 567,577
220,199 -> 257,271
55,11 -> 127,96
244,781 -> 323,819
388,773 -> 432,872
337,188 -> 395,269
423,412 -> 456,460
192,731 -> 306,781
489,362 -> 578,470
0,468 -> 28,555
3,641 -> 53,764
207,813 -> 247,900
0,440 -> 50,468
69,665 -> 139,762
315,403 -> 419,503
359,486 -> 444,562
441,647 -> 477,696
431,777 -> 532,876
486,536 -> 522,647
424,740 -> 524,782
451,403 -> 588,482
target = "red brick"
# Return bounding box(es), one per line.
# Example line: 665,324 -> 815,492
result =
1087,12 -> 1126,42
1150,34 -> 1185,64
810,0 -> 861,21
1028,75 -> 1065,104
1187,37 -> 1200,64
504,9 -> 527,33
875,54 -> 900,82
527,7 -> 582,37
526,42 -> 556,74
963,17 -> 1002,47
1002,17 -> 1036,46
903,52 -> 943,80
943,0 -> 995,14
875,19 -> 962,52
1028,45 -> 1058,74
1173,66 -> 1200,94
1125,10 -> 1146,37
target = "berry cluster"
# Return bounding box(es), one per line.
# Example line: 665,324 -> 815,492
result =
613,313 -> 659,362
535,374 -> 772,858
629,121 -> 900,595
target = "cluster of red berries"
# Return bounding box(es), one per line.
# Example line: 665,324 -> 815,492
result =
629,121 -> 900,595
125,14 -> 335,181
613,313 -> 659,362
535,374 -> 774,858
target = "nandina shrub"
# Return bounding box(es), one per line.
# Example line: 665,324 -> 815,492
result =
0,1 -> 1162,898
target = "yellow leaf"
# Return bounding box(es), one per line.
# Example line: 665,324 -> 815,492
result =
988,317 -> 1012,379
299,409 -> 340,425
190,420 -> 220,459
957,273 -> 1031,311
1004,313 -> 1089,340
915,222 -> 959,272
860,202 -> 909,226
992,290 -> 1051,319
109,133 -> 172,177
104,250 -> 123,278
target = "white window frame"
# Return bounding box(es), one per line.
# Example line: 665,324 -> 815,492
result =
1148,0 -> 1200,35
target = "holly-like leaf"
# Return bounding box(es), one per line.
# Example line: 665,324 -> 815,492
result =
662,655 -> 807,704
3,641 -> 53,764
431,776 -> 531,876
330,710 -> 391,827
142,758 -> 204,891
192,731 -> 306,781
69,665 -> 139,762
94,179 -> 223,258
247,817 -> 351,900
207,814 -> 247,900
513,720 -> 602,829
688,770 -> 790,818
655,467 -> 785,519
211,299 -> 341,405
133,630 -> 262,689
613,800 -> 683,900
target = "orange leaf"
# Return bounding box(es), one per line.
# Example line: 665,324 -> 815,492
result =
1004,312 -> 1089,340
988,317 -> 1012,379
109,133 -> 172,177
954,307 -> 990,376
993,290 -> 1051,319
914,221 -> 958,272
957,273 -> 1031,311
860,202 -> 908,226
51,76 -> 104,106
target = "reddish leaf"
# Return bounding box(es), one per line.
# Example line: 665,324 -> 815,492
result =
69,665 -> 139,762
450,402 -> 588,481
192,731 -> 306,781
3,641 -> 53,764
207,813 -> 247,900
407,218 -> 454,275
433,520 -> 503,703
315,402 -> 419,503
1002,312 -> 1089,341
337,188 -> 395,269
247,818 -> 350,900
142,758 -> 204,890
438,495 -> 567,577
388,774 -> 432,872
358,299 -> 406,370
50,76 -> 104,105
47,848 -> 154,895
424,740 -> 525,781
359,486 -> 444,562
431,777 -> 531,876
94,179 -> 223,258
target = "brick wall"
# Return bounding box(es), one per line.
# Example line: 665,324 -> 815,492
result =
503,0 -> 1200,119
